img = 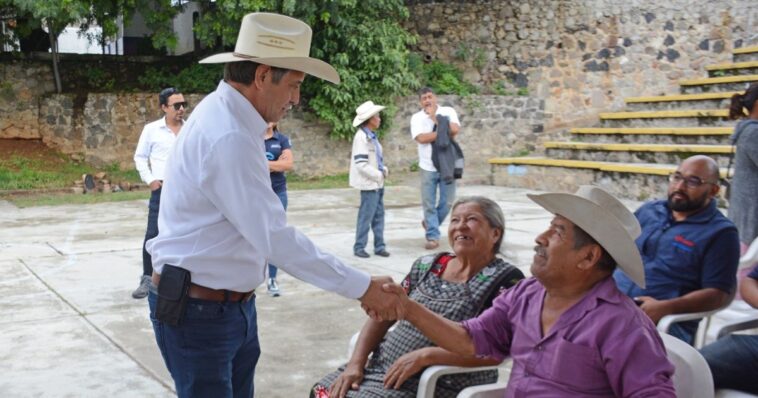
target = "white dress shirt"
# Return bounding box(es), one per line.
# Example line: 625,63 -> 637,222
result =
410,106 -> 461,172
146,80 -> 370,298
133,117 -> 178,183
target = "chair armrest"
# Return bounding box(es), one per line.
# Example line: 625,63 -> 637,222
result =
416,364 -> 502,398
658,310 -> 722,333
457,382 -> 509,398
715,315 -> 758,339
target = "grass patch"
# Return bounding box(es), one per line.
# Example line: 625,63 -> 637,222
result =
288,173 -> 349,190
0,154 -> 141,191
3,190 -> 150,208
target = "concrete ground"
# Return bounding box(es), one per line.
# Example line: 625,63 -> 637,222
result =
7,183 -> 718,398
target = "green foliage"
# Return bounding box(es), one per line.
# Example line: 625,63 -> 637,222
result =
138,64 -> 224,94
473,48 -> 487,70
189,0 -> 418,140
84,67 -> 116,91
414,60 -> 478,96
287,172 -> 349,190
517,87 -> 529,96
490,80 -> 508,95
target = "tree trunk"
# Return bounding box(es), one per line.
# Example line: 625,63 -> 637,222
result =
47,26 -> 62,94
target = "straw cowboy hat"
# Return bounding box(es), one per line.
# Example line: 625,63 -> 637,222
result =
352,101 -> 386,127
199,13 -> 340,84
527,185 -> 646,288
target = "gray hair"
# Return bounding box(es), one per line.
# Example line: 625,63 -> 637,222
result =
451,196 -> 505,254
224,61 -> 288,85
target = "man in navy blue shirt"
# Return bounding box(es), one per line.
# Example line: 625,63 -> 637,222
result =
614,155 -> 740,344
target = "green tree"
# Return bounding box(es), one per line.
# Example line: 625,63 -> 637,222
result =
192,0 -> 418,139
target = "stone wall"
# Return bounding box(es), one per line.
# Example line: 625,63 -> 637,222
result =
406,0 -> 757,131
0,60 -> 55,139
30,92 -> 546,182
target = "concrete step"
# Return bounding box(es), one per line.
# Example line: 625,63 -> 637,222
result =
543,142 -> 733,167
734,45 -> 758,62
488,157 -> 729,201
679,75 -> 758,94
706,61 -> 758,77
569,127 -> 733,145
624,92 -> 737,111
599,109 -> 731,128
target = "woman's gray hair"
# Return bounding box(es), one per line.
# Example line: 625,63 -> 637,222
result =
451,196 -> 505,254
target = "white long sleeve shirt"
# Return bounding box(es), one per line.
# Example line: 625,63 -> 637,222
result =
133,117 -> 178,183
146,80 -> 370,298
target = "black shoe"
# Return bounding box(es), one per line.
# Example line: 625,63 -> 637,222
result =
354,250 -> 370,258
374,250 -> 390,257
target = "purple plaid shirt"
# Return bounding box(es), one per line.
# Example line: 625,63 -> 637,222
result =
462,277 -> 675,397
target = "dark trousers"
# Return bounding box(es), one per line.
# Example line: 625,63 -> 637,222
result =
148,288 -> 261,397
142,187 -> 161,276
353,188 -> 386,253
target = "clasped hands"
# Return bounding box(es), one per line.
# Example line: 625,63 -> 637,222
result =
359,276 -> 410,321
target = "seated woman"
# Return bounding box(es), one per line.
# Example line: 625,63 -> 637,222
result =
311,196 -> 524,398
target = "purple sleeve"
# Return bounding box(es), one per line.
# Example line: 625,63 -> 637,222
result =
603,322 -> 676,397
461,281 -> 519,362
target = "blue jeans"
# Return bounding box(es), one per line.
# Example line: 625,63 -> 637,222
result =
148,287 -> 261,398
268,190 -> 288,279
421,169 -> 456,241
142,187 -> 161,276
354,188 -> 385,253
700,334 -> 758,394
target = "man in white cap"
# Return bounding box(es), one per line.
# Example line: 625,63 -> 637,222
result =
383,186 -> 676,397
145,13 -> 402,397
349,100 -> 390,258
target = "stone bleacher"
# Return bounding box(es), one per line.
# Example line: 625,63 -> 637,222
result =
490,45 -> 758,202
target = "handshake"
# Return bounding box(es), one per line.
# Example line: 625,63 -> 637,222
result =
358,276 -> 411,321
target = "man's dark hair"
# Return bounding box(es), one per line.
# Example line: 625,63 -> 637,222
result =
224,61 -> 288,85
418,87 -> 434,98
159,87 -> 180,106
572,224 -> 617,273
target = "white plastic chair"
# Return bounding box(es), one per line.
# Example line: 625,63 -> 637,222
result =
658,289 -> 736,348
346,331 -> 508,398
660,332 -> 715,398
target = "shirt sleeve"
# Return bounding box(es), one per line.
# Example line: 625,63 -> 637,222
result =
410,112 -> 429,139
461,283 -> 517,362
701,227 -> 740,293
134,125 -> 155,184
280,133 -> 292,150
199,132 -> 370,299
603,324 -> 676,397
442,107 -> 461,127
351,132 -> 383,183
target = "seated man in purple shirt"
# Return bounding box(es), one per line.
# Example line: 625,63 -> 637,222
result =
384,186 -> 675,397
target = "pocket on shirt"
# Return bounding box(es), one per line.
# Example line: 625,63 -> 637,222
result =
549,338 -> 608,391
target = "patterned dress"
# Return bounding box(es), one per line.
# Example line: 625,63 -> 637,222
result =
312,253 -> 524,398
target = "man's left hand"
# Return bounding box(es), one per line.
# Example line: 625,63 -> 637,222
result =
635,296 -> 671,324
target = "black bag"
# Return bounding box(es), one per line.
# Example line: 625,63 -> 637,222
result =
453,141 -> 464,180
155,264 -> 191,326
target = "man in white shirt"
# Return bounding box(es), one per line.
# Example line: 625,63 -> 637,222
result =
144,13 -> 401,397
410,87 -> 461,250
131,87 -> 186,299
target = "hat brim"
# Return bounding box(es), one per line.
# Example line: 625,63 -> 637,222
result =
352,105 -> 386,127
199,53 -> 340,84
527,192 -> 646,289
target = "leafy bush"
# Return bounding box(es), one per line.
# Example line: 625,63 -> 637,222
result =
138,64 -> 223,94
413,60 -> 478,96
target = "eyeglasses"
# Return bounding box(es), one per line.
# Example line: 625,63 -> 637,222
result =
668,172 -> 716,188
169,102 -> 188,111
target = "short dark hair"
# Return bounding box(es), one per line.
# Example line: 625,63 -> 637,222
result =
572,224 -> 617,273
224,61 -> 288,85
159,87 -> 180,106
418,87 -> 434,98
729,82 -> 758,120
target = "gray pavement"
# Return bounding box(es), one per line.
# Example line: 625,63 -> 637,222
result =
0,184 -> 642,397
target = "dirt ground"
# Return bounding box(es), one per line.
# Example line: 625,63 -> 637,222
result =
0,139 -> 69,169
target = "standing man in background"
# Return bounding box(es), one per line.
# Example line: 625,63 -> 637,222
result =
410,87 -> 461,250
264,121 -> 293,296
131,87 -> 186,299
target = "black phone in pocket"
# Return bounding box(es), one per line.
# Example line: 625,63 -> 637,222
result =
155,264 -> 191,326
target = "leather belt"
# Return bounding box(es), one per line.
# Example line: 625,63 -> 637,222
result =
152,272 -> 255,303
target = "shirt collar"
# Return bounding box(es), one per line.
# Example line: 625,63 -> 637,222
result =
216,80 -> 267,137
361,127 -> 377,139
542,276 -> 621,339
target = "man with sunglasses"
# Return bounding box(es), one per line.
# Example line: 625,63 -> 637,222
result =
613,155 -> 740,344
131,87 -> 187,299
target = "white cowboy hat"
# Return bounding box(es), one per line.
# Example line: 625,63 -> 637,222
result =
352,101 -> 386,127
527,185 -> 646,288
199,13 -> 340,84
